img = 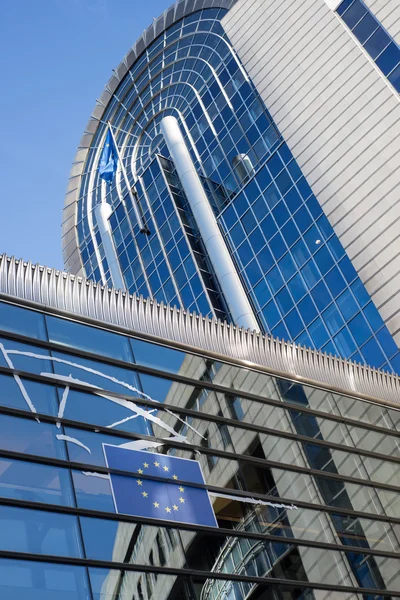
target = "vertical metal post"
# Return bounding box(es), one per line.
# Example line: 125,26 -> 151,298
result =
161,116 -> 259,331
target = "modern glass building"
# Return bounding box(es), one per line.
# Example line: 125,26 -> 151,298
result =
62,0 -> 400,375
0,254 -> 400,600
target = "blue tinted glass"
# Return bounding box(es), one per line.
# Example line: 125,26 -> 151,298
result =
376,327 -> 398,358
294,206 -> 312,233
325,267 -> 347,298
271,321 -> 289,340
246,259 -> 263,285
264,183 -> 280,209
351,278 -> 370,306
237,240 -> 253,265
130,338 -> 187,374
257,246 -> 274,272
336,289 -> 358,320
341,0 -> 366,29
352,12 -> 378,44
267,266 -> 284,293
309,317 -> 329,347
322,304 -> 345,336
0,456 -> 74,506
230,222 -> 246,246
301,260 -> 320,288
338,257 -> 358,284
0,559 -> 91,600
337,0 -> 354,16
281,220 -> 300,247
0,414 -> 66,459
311,281 -> 331,311
292,239 -> 310,268
276,287 -> 293,315
361,337 -> 386,368
285,307 -> 304,338
288,273 -> 307,302
334,327 -> 357,358
275,171 -> 292,196
314,246 -> 334,275
0,302 -> 47,340
46,316 -> 133,362
262,300 -> 280,328
298,295 -> 318,326
375,42 -> 400,75
363,301 -> 384,331
348,312 -> 372,346
248,228 -> 266,253
388,63 -> 400,91
254,278 -> 271,307
0,505 -> 82,557
241,209 -> 257,234
260,214 -> 277,240
272,202 -> 290,227
363,26 -> 391,59
278,253 -> 297,279
269,232 -> 287,260
284,187 -> 302,213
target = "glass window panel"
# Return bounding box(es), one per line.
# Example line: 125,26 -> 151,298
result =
0,338 -> 52,375
51,350 -> 141,396
0,457 -> 74,506
352,12 -> 378,44
130,338 -> 188,374
0,505 -> 82,557
0,302 -> 47,340
363,26 -> 391,59
341,0 -> 367,29
0,373 -> 58,415
0,414 -> 66,459
0,559 -> 91,600
375,42 -> 400,75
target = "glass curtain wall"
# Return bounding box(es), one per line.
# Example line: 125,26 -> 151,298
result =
0,299 -> 400,599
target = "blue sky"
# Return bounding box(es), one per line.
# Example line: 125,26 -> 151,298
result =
0,0 -> 170,270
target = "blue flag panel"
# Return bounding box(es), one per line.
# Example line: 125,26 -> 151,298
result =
104,445 -> 218,527
99,128 -> 118,183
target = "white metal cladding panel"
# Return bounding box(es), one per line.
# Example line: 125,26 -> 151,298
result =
364,0 -> 400,44
222,0 -> 400,346
1,254 -> 400,406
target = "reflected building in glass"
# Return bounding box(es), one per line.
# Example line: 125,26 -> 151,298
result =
0,254 -> 399,600
62,0 -> 400,375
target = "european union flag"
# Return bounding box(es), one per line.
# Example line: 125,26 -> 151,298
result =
104,445 -> 218,527
99,128 -> 118,183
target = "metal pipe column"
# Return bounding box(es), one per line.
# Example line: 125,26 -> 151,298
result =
160,116 -> 259,331
95,202 -> 125,290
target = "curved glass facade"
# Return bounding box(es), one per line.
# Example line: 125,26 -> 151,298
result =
1,298 -> 400,600
75,8 -> 400,373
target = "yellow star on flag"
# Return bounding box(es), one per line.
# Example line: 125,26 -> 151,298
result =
137,480 -> 143,486
173,504 -> 178,511
179,486 -> 184,492
153,501 -> 160,508
143,462 -> 149,468
163,465 -> 169,472
154,461 -> 160,467
172,474 -> 178,480
179,497 -> 185,503
142,491 -> 148,498
165,506 -> 172,513
138,468 -> 143,474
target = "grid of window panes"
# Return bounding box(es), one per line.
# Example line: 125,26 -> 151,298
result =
107,154 -> 227,320
337,0 -> 400,92
76,7 -> 281,287
219,141 -> 400,374
1,299 -> 400,599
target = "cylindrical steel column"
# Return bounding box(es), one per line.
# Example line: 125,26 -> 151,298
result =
161,116 -> 259,331
95,202 -> 125,290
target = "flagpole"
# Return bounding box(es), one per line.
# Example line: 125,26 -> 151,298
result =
107,121 -> 150,235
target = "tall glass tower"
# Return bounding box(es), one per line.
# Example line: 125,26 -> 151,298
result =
62,0 -> 400,374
